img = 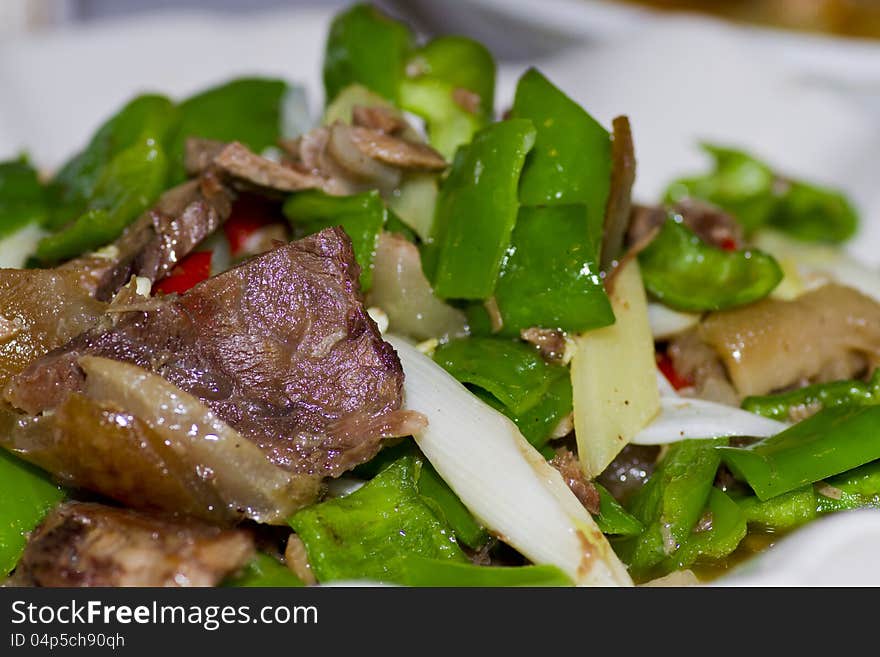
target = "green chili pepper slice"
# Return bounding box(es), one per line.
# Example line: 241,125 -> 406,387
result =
638,217 -> 782,312
719,405 -> 880,501
593,483 -> 643,537
742,369 -> 880,422
289,455 -> 467,584
0,450 -> 65,575
618,439 -> 726,576
223,553 -> 305,588
0,157 -> 48,238
433,337 -> 565,416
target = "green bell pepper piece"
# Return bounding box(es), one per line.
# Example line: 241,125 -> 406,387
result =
737,460 -> 880,531
770,180 -> 857,244
169,77 -> 288,182
511,68 -> 611,251
638,217 -> 782,312
418,461 -> 489,550
223,553 -> 305,588
46,94 -> 177,230
494,204 -> 614,336
349,441 -> 488,549
424,119 -> 536,300
433,337 -> 565,415
386,557 -> 572,587
666,144 -> 777,234
400,36 -> 495,159
593,483 -> 643,537
406,36 -> 495,118
36,136 -> 169,263
660,488 -> 747,573
719,405 -> 880,501
618,439 -> 726,576
742,369 -> 880,422
0,450 -> 65,575
323,3 -> 413,104
289,455 -> 467,584
666,144 -> 857,242
283,189 -> 386,291
0,157 -> 48,237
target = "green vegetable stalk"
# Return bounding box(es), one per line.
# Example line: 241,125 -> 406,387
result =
719,405 -> 880,501
618,439 -> 726,577
666,143 -> 857,243
283,189 -> 387,290
424,119 -> 536,299
638,217 -> 782,312
323,3 -> 413,104
0,450 -> 65,575
493,204 -> 614,336
742,369 -> 880,422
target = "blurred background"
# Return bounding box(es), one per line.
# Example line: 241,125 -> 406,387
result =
5,0 -> 880,40
2,0 -> 879,261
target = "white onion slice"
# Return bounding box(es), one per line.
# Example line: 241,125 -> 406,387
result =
387,335 -> 632,587
647,302 -> 701,340
632,396 -> 789,445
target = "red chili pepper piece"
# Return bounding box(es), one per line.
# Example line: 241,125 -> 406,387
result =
224,194 -> 281,256
153,251 -> 213,295
656,352 -> 693,390
719,237 -> 738,252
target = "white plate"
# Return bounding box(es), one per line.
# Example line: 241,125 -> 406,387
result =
1,1 -> 879,586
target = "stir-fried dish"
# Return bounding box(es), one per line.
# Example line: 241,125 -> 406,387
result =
1,4 -> 878,588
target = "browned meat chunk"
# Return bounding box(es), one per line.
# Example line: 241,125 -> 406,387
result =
668,330 -> 740,405
7,228 -> 422,478
628,199 -> 743,251
697,283 -> 880,396
351,105 -> 406,134
600,116 -> 636,270
520,327 -> 567,364
13,502 -> 254,587
551,449 -> 600,514
0,270 -> 106,392
212,141 -> 327,194
60,173 -> 233,300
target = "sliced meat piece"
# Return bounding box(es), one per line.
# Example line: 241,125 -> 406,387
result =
668,330 -> 740,406
7,228 -> 422,478
697,283 -> 880,396
351,104 -> 406,134
520,327 -> 568,364
213,141 -> 327,194
346,125 -> 447,171
550,449 -> 600,514
184,137 -> 227,177
628,199 -> 743,251
61,173 -> 233,300
0,269 -> 106,392
14,502 -> 254,587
